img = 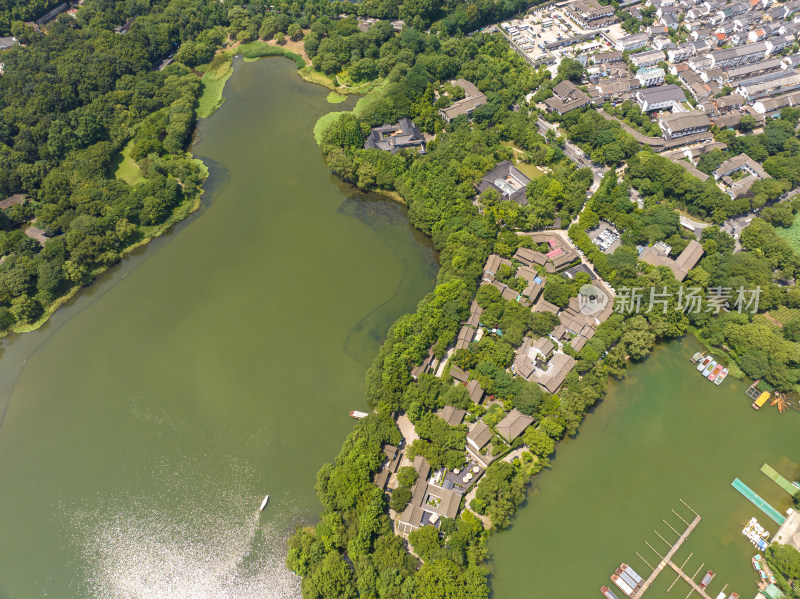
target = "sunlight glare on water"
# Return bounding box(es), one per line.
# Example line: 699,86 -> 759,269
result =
66,460 -> 301,599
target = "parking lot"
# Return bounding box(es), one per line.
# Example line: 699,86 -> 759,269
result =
501,8 -> 628,72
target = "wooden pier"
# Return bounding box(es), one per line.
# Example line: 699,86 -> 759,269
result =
611,502 -> 738,599
629,501 -> 729,599
745,380 -> 762,401
663,557 -> 713,599
632,514 -> 705,598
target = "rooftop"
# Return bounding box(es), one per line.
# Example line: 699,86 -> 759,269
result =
364,118 -> 425,153
475,160 -> 531,205
495,409 -> 534,443
439,79 -> 488,122
639,239 -> 704,281
438,405 -> 467,427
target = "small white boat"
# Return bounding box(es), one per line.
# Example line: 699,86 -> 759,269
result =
259,494 -> 270,511
350,410 -> 369,419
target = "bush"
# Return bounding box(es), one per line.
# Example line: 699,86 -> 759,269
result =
237,41 -> 305,69
0,307 -> 16,331
396,465 -> 419,488
389,486 -> 412,512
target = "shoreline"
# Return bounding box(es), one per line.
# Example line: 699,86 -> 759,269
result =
0,51 -> 391,346
1,163 -> 206,341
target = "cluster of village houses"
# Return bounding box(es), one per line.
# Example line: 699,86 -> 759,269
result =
495,0 -> 800,197
504,0 -> 800,126
370,210 -> 630,536
372,215 -> 704,538
360,67 -> 714,538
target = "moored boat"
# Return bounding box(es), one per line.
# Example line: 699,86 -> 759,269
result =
753,555 -> 763,571
690,351 -> 704,363
716,593 -> 727,599
350,410 -> 369,419
752,391 -> 770,410
601,586 -> 621,599
714,368 -> 728,385
697,356 -> 712,372
728,593 -> 739,599
611,574 -> 635,598
699,570 -> 715,589
703,360 -> 717,377
708,364 -> 724,382
615,568 -> 640,592
621,564 -> 643,585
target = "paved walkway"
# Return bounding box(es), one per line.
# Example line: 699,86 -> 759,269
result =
597,109 -> 665,148
535,118 -> 607,187
678,214 -> 709,240
435,349 -> 453,377
501,447 -> 528,463
462,487 -> 492,529
597,109 -> 711,151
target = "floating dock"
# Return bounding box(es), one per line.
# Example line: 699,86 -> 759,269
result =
623,502 -> 738,599
761,464 -> 800,498
745,380 -> 763,401
731,478 -> 786,525
632,513 -> 713,599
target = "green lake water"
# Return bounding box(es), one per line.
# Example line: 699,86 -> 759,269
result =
488,338 -> 799,599
0,57 -> 437,598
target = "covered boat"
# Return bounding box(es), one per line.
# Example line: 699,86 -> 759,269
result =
601,586 -> 621,599
699,570 -> 715,589
622,564 -> 643,585
753,392 -> 770,410
611,574 -> 635,598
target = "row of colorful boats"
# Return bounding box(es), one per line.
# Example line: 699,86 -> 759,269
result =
742,517 -> 770,552
691,352 -> 729,384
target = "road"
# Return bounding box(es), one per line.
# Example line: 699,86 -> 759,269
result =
536,117 -> 608,189
719,188 -> 800,251
678,215 -> 709,240
517,229 -> 616,298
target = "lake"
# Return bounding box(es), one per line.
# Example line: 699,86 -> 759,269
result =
488,338 -> 798,599
0,57 -> 437,598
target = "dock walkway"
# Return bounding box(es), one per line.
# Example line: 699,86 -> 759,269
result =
731,478 -> 786,525
761,464 -> 800,498
664,558 -> 712,599
633,515 -> 704,599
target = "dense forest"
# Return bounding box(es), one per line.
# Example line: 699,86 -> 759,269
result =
0,0 -> 230,332
0,0 -> 63,36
